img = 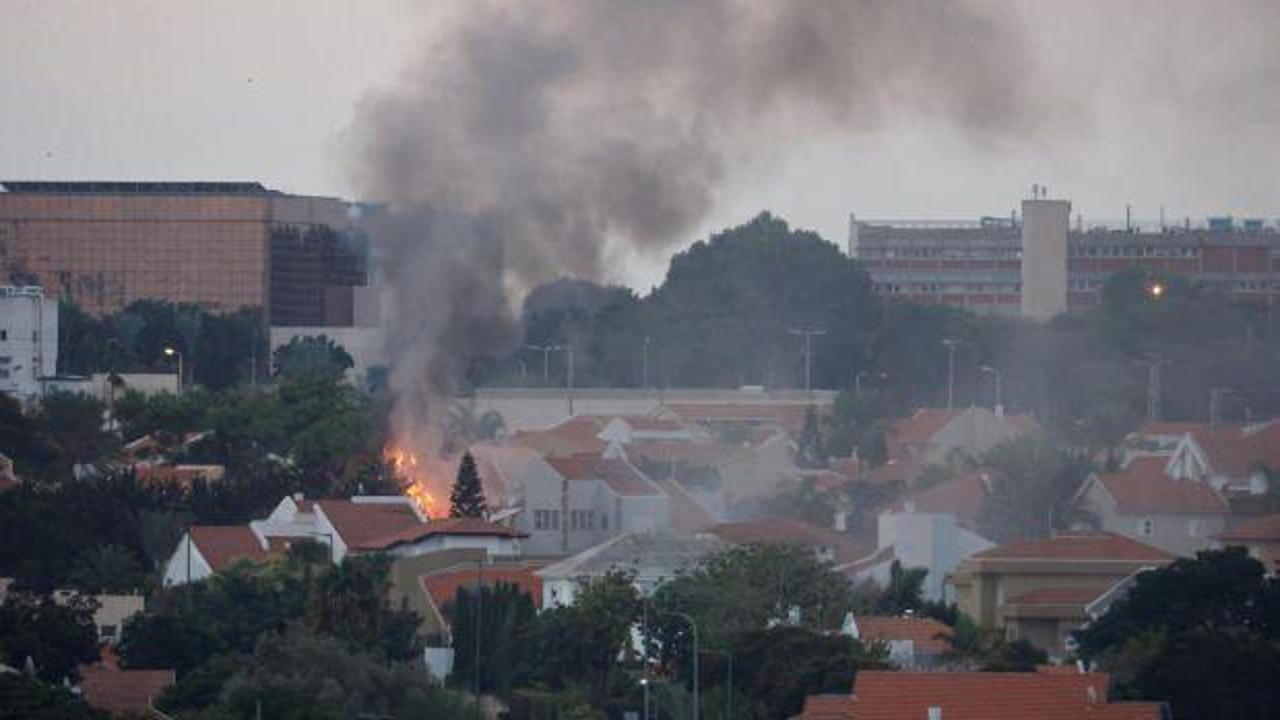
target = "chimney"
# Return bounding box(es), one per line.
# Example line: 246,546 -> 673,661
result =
994,403 -> 1005,418
928,707 -> 943,720
834,510 -> 848,532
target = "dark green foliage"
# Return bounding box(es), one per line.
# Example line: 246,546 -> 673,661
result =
979,638 -> 1047,671
58,300 -> 264,389
732,626 -> 888,719
0,393 -> 61,481
795,406 -> 825,468
271,334 -> 355,381
978,437 -> 1095,542
445,581 -> 538,695
1075,548 -> 1280,719
67,544 -> 149,594
449,450 -> 488,518
0,673 -> 108,720
873,561 -> 928,615
525,571 -> 642,700
307,554 -> 423,661
34,391 -> 115,468
0,593 -> 100,683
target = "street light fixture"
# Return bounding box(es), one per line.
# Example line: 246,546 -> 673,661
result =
788,328 -> 826,394
163,346 -> 183,393
1149,282 -> 1165,299
941,339 -> 960,409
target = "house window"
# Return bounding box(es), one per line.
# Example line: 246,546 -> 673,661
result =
602,514 -> 609,531
0,330 -> 6,341
535,510 -> 561,531
100,624 -> 117,640
1138,518 -> 1155,537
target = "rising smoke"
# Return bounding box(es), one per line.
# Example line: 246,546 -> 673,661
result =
346,0 -> 1049,452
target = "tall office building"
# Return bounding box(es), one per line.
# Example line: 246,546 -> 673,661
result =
1020,197 -> 1071,321
0,181 -> 368,325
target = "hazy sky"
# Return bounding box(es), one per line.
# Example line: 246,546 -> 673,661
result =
3,0 -> 1277,290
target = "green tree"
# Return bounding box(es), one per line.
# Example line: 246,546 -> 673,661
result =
1075,548 -> 1280,719
0,593 -> 100,683
795,406 -> 826,468
0,673 -> 108,720
978,436 -> 1094,542
449,451 -> 488,519
525,570 -> 641,700
0,393 -> 61,481
873,561 -> 927,615
271,335 -> 354,381
67,544 -> 148,594
35,391 -> 115,468
307,554 -> 422,661
446,581 -> 538,695
733,626 -> 888,719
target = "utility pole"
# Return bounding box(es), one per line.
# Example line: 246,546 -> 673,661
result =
474,558 -> 483,720
524,344 -> 558,383
565,345 -> 575,416
664,611 -> 700,720
1134,354 -> 1171,422
788,328 -> 826,394
942,338 -> 960,409
642,336 -> 652,390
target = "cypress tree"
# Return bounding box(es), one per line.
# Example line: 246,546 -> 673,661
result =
449,451 -> 488,519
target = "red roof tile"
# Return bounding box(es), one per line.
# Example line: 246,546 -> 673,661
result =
885,409 -> 962,457
422,564 -> 545,617
661,402 -> 812,431
510,416 -> 606,457
972,532 -> 1173,563
709,519 -> 871,563
81,665 -> 175,715
316,499 -> 424,550
189,526 -> 270,571
361,517 -> 527,551
1094,456 -> 1229,515
800,694 -> 857,720
854,616 -> 953,655
1190,421 -> 1280,478
891,469 -> 994,522
545,455 -> 662,497
804,670 -> 1162,720
1217,512 -> 1280,542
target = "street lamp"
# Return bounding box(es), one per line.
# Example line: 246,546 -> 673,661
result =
524,344 -> 558,383
941,339 -> 960,409
978,365 -> 1003,412
663,610 -> 700,720
1149,282 -> 1165,299
788,328 -> 827,394
642,336 -> 652,390
163,346 -> 183,393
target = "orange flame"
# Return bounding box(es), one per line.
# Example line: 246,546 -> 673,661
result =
386,445 -> 445,518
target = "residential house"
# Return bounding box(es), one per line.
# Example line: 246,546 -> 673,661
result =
841,509 -> 994,603
52,591 -> 144,645
1161,421 -> 1280,498
163,495 -> 526,585
706,519 -> 872,565
80,664 -> 175,718
800,668 -> 1166,719
950,533 -> 1173,658
518,451 -> 669,556
386,547 -> 546,641
876,407 -> 1039,485
846,615 -> 953,669
537,531 -> 729,608
1216,512 -> 1280,573
1073,455 -> 1230,557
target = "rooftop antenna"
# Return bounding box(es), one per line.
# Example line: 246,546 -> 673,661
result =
1160,204 -> 1166,231
1126,204 -> 1132,232
1076,213 -> 1083,232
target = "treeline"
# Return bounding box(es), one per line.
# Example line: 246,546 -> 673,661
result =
488,212 -> 1280,447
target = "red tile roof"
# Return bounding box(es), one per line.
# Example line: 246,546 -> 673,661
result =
1217,512 -> 1280,542
972,532 -> 1173,563
854,616 -> 953,655
627,440 -> 747,468
709,519 -> 871,563
1094,456 -> 1229,515
361,517 -> 527,551
1189,421 -> 1280,478
885,409 -> 962,457
800,694 -> 856,720
189,525 -> 270,571
316,499 -> 424,551
1136,421 -> 1205,436
135,463 -> 225,488
545,455 -> 662,497
802,670 -> 1164,720
422,563 -> 545,617
80,665 -> 175,715
510,416 -> 606,457
891,469 -> 994,523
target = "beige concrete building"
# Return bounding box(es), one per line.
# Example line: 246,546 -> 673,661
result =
1020,196 -> 1071,321
951,532 -> 1172,658
0,181 -> 366,325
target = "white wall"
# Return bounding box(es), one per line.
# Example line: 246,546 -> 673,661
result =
162,533 -> 213,587
0,287 -> 57,401
877,511 -> 994,602
1020,198 -> 1070,321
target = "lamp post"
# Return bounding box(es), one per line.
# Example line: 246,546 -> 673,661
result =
524,344 -> 557,383
978,365 -> 1002,412
941,338 -> 960,409
788,328 -> 826,394
664,610 -> 700,720
164,346 -> 183,392
642,336 -> 652,390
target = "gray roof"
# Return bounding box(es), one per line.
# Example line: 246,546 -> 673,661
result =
537,531 -> 728,581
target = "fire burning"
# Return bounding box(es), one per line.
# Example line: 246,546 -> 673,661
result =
386,445 -> 446,518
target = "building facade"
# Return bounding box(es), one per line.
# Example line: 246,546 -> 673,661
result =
0,181 -> 368,325
851,204 -> 1279,318
0,286 -> 58,400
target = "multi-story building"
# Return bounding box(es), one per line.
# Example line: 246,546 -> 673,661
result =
851,199 -> 1279,318
0,181 -> 369,326
0,285 -> 58,401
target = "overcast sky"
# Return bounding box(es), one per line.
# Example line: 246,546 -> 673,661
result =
3,1 -> 1277,290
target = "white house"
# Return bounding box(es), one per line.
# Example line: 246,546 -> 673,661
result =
536,531 -> 728,608
0,286 -> 57,402
840,509 -> 995,603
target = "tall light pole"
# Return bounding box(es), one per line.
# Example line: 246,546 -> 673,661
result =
164,346 -> 183,393
978,365 -> 1002,412
788,328 -> 826,394
942,338 -> 960,409
524,344 -> 557,383
642,336 -> 652,390
665,610 -> 700,720
564,345 -> 575,416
